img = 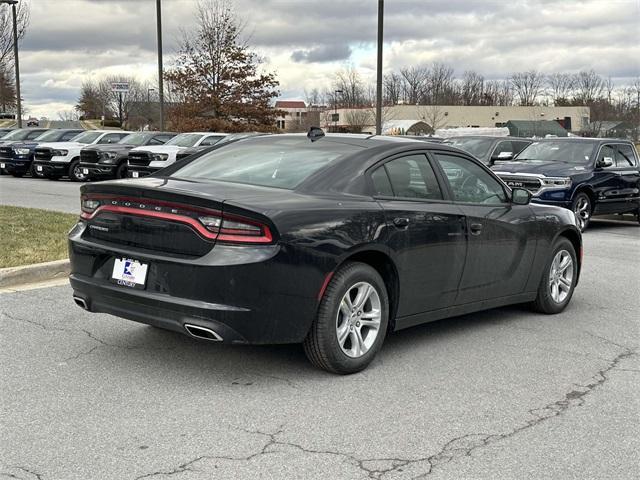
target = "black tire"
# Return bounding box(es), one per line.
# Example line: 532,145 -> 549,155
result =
46,174 -> 60,180
571,192 -> 591,232
68,159 -> 86,182
10,172 -> 23,178
115,162 -> 127,179
303,262 -> 389,374
531,237 -> 577,314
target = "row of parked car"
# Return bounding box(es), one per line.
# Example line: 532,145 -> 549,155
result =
1,127 -> 639,232
0,127 -> 251,182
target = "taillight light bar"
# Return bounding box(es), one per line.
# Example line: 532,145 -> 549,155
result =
80,195 -> 273,244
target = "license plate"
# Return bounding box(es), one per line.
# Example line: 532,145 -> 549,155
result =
0,163 -> 4,169
82,168 -> 89,174
132,171 -> 139,178
111,258 -> 148,289
36,165 -> 43,172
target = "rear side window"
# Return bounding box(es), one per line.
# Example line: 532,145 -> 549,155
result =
371,167 -> 393,196
374,154 -> 443,200
434,153 -> 507,204
615,144 -> 637,167
172,137 -> 359,189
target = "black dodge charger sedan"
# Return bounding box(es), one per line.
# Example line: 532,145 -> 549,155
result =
69,132 -> 582,373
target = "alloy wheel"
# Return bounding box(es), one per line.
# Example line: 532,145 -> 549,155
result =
548,249 -> 574,304
73,164 -> 86,181
573,196 -> 590,231
335,282 -> 382,358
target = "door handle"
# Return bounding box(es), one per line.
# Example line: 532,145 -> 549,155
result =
393,217 -> 410,228
469,223 -> 483,235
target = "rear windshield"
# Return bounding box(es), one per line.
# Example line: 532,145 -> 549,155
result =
444,137 -> 494,158
171,137 -> 360,189
515,141 -> 596,164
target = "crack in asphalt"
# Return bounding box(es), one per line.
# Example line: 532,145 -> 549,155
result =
130,345 -> 637,480
0,466 -> 45,480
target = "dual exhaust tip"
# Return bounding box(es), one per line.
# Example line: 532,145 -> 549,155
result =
73,296 -> 223,342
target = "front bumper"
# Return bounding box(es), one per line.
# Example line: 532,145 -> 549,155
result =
32,161 -> 69,177
127,166 -> 159,178
79,162 -> 117,178
68,223 -> 323,345
530,197 -> 572,209
0,156 -> 31,175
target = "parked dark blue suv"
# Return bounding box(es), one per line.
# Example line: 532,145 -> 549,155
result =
492,138 -> 640,230
0,129 -> 83,177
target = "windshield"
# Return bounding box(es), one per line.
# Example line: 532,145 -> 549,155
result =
72,131 -> 103,144
1,129 -> 36,141
166,133 -> 204,147
515,141 -> 596,164
444,137 -> 494,158
118,133 -> 151,146
171,137 -> 359,189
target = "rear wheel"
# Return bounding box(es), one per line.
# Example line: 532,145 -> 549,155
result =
303,262 -> 389,374
68,159 -> 86,182
572,192 -> 591,232
531,237 -> 577,314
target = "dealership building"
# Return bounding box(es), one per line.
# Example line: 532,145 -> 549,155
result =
322,105 -> 591,135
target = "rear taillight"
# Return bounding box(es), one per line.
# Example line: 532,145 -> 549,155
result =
198,213 -> 273,244
81,196 -> 100,216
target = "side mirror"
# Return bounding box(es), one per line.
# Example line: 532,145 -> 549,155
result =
511,187 -> 532,205
598,156 -> 614,168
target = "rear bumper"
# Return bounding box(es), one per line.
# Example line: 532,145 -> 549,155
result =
68,223 -> 324,345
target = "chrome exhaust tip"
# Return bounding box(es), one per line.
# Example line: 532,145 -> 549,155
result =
184,324 -> 223,342
73,296 -> 89,310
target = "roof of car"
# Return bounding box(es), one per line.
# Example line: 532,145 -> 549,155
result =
528,137 -> 635,144
444,135 -> 530,141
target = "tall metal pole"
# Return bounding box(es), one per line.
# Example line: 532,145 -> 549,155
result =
11,3 -> 21,128
156,0 -> 165,130
375,0 -> 383,135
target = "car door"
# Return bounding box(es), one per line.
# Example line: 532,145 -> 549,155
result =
592,143 -> 632,214
370,153 -> 467,315
431,151 -> 537,305
613,143 -> 640,212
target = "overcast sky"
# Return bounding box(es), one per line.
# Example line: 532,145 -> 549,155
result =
16,0 -> 640,118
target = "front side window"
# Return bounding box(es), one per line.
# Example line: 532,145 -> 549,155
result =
72,131 -> 102,144
119,133 -> 152,146
444,137 -> 495,159
598,145 -> 616,168
26,130 -> 47,140
373,154 -> 442,200
98,133 -> 126,144
615,144 -> 637,167
62,131 -> 83,141
434,153 -> 507,204
199,135 -> 225,146
516,141 -> 595,165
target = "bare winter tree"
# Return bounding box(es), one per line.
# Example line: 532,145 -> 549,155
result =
0,0 -> 29,70
573,70 -> 605,104
57,110 -> 79,122
461,71 -> 485,106
418,105 -> 446,132
383,72 -> 403,105
333,67 -> 369,108
510,70 -> 544,106
426,63 -> 455,105
400,66 -> 429,104
547,73 -> 575,105
0,66 -> 15,112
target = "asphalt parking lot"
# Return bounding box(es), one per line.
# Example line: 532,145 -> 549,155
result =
1,204 -> 639,479
0,176 -> 82,214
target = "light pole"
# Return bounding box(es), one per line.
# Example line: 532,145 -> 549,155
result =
375,0 -> 384,135
156,0 -> 165,130
1,0 -> 21,128
333,89 -> 343,133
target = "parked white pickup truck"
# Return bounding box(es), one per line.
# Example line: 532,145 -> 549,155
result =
33,130 -> 131,181
127,132 -> 228,177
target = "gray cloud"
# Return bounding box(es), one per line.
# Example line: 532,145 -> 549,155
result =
291,45 -> 352,63
14,0 -> 640,116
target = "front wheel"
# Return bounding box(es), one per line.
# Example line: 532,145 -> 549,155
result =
531,237 -> 577,314
115,162 -> 127,179
303,262 -> 389,374
68,159 -> 86,182
572,192 -> 591,232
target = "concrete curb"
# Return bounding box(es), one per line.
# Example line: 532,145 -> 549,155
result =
0,259 -> 70,289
